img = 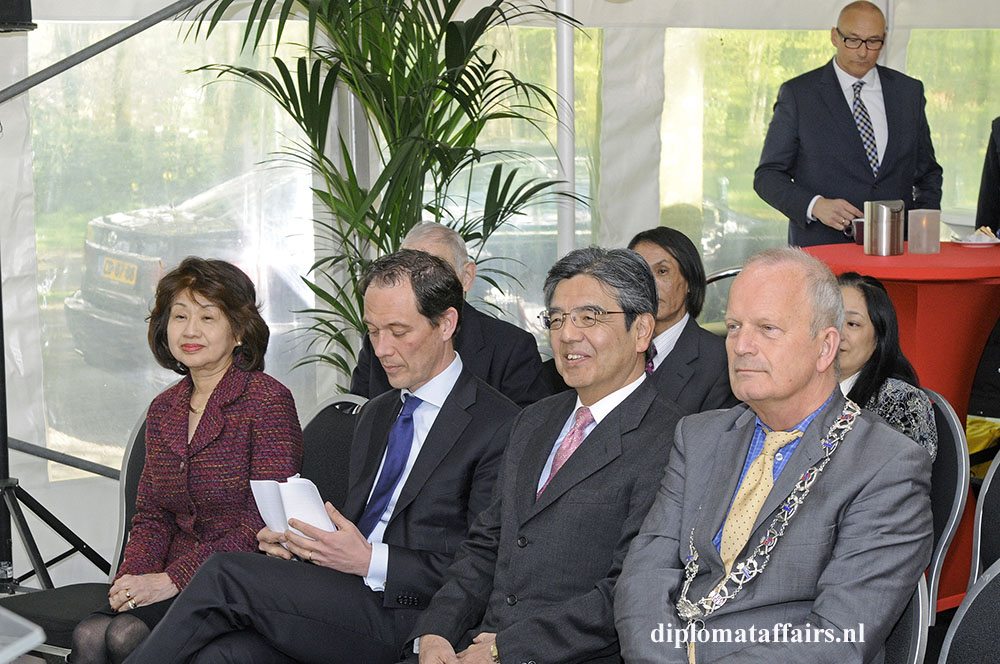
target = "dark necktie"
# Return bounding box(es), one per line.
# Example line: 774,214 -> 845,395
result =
357,394 -> 423,538
852,80 -> 879,177
645,343 -> 658,374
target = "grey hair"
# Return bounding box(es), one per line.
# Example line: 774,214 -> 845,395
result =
543,247 -> 657,330
402,222 -> 470,274
743,247 -> 844,336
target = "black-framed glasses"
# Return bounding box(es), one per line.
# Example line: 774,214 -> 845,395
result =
836,27 -> 884,50
538,306 -> 626,330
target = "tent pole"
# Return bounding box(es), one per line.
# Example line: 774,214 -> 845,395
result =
0,0 -> 201,106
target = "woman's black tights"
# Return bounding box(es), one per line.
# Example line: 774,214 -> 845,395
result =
70,612 -> 150,664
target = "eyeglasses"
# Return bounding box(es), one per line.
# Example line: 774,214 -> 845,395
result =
538,306 -> 626,330
836,27 -> 884,50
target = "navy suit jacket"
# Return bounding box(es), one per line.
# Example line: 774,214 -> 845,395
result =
976,116 -> 1000,233
649,316 -> 737,414
755,60 -> 942,247
344,367 -> 520,611
351,302 -> 549,407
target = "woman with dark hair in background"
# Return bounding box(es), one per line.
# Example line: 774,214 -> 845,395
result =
628,226 -> 737,414
70,257 -> 303,663
838,271 -> 937,458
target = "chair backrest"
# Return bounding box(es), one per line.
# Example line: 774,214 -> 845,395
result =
924,388 -> 971,625
884,575 -> 929,664
970,453 -> 1000,588
300,395 -> 367,509
109,409 -> 148,580
938,557 -> 1000,663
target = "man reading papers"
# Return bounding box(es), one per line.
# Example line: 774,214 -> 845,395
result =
615,248 -> 932,662
413,247 -> 682,664
126,249 -> 519,663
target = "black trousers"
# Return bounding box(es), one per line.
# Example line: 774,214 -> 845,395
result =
123,552 -> 417,664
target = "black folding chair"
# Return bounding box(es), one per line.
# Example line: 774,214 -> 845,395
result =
0,410 -> 147,660
884,575 -> 929,664
300,394 -> 366,508
938,557 -> 1000,663
923,388 -> 971,626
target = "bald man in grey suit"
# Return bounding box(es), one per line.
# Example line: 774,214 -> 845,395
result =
615,248 -> 932,663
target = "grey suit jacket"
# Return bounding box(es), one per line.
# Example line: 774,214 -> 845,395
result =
615,390 -> 933,663
754,60 -> 942,247
409,378 -> 682,664
650,316 -> 737,414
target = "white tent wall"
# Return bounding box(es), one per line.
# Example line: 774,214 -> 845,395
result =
0,0 -> 996,589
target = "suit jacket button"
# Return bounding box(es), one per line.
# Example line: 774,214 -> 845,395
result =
506,594 -> 517,606
516,536 -> 527,548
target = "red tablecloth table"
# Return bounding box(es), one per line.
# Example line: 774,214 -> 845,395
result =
805,241 -> 1000,612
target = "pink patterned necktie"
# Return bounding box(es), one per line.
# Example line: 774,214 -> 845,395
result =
645,343 -> 658,374
537,406 -> 595,497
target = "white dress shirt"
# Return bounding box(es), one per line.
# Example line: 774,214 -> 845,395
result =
839,371 -> 861,397
536,373 -> 647,493
649,313 -> 689,372
363,352 -> 463,591
807,58 -> 889,221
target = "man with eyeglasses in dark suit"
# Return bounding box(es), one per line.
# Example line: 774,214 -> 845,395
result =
754,0 -> 942,247
411,247 -> 682,664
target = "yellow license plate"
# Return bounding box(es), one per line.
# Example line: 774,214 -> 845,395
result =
100,257 -> 138,285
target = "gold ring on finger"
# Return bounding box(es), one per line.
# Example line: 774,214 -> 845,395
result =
125,589 -> 132,599
308,550 -> 313,562
128,599 -> 137,610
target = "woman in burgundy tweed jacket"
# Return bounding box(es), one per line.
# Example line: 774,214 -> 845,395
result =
71,258 -> 303,664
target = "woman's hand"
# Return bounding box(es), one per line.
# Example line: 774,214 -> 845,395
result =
109,573 -> 179,612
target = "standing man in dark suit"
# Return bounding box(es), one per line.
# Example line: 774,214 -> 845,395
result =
615,248 -> 932,662
351,222 -> 549,407
628,226 -> 737,414
754,1 -> 942,247
975,115 -> 1000,234
413,247 -> 682,664
124,250 -> 520,664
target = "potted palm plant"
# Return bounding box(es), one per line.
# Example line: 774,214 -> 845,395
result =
189,0 -> 575,380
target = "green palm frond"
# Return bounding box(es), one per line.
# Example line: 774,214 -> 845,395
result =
190,0 -> 579,381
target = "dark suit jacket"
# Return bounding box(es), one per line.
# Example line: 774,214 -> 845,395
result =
616,391 -> 933,663
754,60 -> 942,247
350,302 -> 549,407
976,115 -> 1000,234
409,378 -> 682,664
343,367 -> 519,611
649,316 -> 737,414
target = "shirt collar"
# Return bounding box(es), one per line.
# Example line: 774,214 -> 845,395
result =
651,312 -> 689,367
572,373 -> 647,426
401,351 -> 463,410
839,371 -> 861,397
755,390 -> 836,435
832,56 -> 881,93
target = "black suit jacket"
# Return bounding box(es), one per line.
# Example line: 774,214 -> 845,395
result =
754,60 -> 942,247
351,302 -> 549,407
343,367 -> 520,611
409,378 -> 682,664
976,115 -> 1000,234
649,316 -> 737,414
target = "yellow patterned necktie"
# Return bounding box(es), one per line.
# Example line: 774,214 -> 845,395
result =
719,428 -> 803,575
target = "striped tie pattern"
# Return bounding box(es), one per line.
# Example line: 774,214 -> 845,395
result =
852,80 -> 879,177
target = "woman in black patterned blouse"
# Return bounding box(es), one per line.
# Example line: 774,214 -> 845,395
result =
837,271 -> 937,459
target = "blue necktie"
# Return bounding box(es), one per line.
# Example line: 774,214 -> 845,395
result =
357,394 -> 423,539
